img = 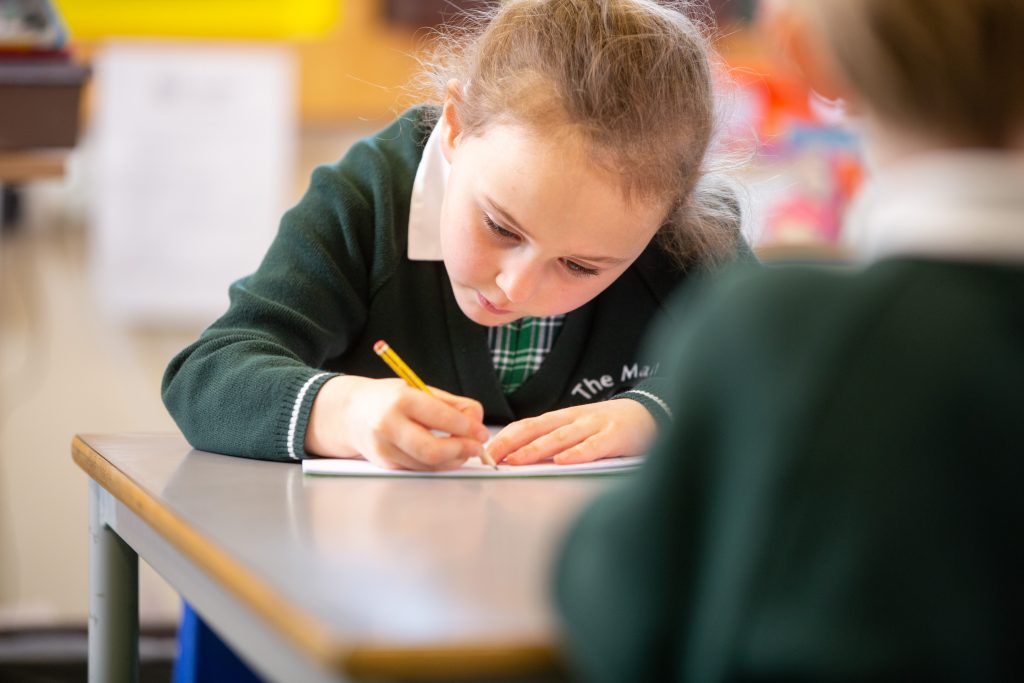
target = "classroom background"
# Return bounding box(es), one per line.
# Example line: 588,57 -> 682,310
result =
0,0 -> 861,677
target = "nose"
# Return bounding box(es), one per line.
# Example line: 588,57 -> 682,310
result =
495,255 -> 544,304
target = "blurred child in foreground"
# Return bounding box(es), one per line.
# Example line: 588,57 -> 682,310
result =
555,0 -> 1024,680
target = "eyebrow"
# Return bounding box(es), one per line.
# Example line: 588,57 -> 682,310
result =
486,197 -> 630,265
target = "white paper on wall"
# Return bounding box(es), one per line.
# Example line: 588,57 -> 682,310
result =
91,42 -> 295,325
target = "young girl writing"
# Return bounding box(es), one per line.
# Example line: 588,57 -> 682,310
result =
555,0 -> 1024,680
166,1 -> 743,679
162,0 -> 745,471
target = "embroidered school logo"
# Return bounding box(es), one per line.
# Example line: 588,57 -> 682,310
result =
570,362 -> 660,400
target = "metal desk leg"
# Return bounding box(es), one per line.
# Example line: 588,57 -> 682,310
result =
89,479 -> 140,683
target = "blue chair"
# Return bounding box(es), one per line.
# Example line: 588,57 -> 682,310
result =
173,601 -> 265,683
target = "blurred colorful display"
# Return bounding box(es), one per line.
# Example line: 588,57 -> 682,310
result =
716,9 -> 865,250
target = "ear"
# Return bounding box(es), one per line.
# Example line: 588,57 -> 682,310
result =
440,79 -> 464,164
763,4 -> 848,103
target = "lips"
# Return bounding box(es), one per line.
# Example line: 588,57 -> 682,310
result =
476,291 -> 511,315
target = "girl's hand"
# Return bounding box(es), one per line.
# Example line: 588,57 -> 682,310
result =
305,376 -> 490,471
487,399 -> 657,466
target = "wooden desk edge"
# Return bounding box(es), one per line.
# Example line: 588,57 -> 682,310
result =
0,149 -> 67,182
70,434 -> 563,680
347,645 -> 563,680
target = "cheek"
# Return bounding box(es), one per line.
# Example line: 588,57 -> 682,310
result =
440,213 -> 493,283
543,260 -> 637,315
533,277 -> 615,317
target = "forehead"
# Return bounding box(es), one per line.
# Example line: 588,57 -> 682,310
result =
456,122 -> 667,256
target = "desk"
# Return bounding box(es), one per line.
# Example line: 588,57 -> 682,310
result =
0,149 -> 67,231
72,433 -> 616,682
0,149 -> 67,183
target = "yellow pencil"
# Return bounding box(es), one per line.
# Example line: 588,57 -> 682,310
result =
374,339 -> 431,393
373,340 -> 497,469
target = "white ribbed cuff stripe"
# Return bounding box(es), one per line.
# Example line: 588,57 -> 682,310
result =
620,389 -> 673,421
287,372 -> 330,460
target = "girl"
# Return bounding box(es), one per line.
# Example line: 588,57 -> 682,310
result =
555,0 -> 1024,680
162,0 -> 746,471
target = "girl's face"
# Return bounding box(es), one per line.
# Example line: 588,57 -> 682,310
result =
438,115 -> 667,327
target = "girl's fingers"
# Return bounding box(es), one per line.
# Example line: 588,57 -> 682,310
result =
392,419 -> 480,469
428,387 -> 489,440
407,387 -> 487,440
492,400 -> 651,466
402,390 -> 484,440
552,433 -> 610,465
363,438 -> 430,471
504,421 -> 590,465
489,409 -> 575,462
431,387 -> 485,419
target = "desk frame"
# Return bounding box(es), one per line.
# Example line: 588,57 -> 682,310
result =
85,466 -> 344,682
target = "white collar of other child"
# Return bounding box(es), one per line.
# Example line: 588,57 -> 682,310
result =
845,150 -> 1024,265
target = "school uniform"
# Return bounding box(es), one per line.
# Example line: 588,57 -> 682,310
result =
163,103 -> 751,683
554,151 -> 1024,682
162,105 -> 711,462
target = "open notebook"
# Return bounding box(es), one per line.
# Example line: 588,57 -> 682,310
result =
301,454 -> 643,478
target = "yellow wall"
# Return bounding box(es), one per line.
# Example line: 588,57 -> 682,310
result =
57,0 -> 339,40
293,1 -> 430,124
65,1 -> 431,126
63,3 -> 758,127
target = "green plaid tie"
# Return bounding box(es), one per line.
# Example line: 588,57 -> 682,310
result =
488,315 -> 565,394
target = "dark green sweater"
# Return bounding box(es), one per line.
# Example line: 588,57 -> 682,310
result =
555,258 -> 1024,682
162,107 -> 710,462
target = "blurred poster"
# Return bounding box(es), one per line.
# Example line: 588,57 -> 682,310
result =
91,43 -> 294,325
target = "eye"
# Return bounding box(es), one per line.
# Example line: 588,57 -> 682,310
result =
562,259 -> 599,278
483,212 -> 599,278
483,214 -> 519,241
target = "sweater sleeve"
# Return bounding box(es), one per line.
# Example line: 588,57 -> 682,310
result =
161,142 -> 391,462
612,378 -> 674,429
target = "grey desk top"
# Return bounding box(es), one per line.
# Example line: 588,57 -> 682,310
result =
73,432 -> 622,678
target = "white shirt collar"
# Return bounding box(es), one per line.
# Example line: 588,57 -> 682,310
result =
407,117 -> 450,261
845,150 -> 1024,264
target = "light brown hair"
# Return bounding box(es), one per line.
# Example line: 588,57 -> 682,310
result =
796,0 -> 1024,148
420,0 -> 742,269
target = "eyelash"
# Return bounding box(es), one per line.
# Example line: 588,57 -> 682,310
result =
483,214 -> 517,240
482,214 -> 600,278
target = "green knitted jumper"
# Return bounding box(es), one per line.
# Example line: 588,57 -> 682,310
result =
162,107 -> 738,461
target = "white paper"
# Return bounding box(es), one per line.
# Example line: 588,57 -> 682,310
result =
302,455 -> 643,478
91,42 -> 295,325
